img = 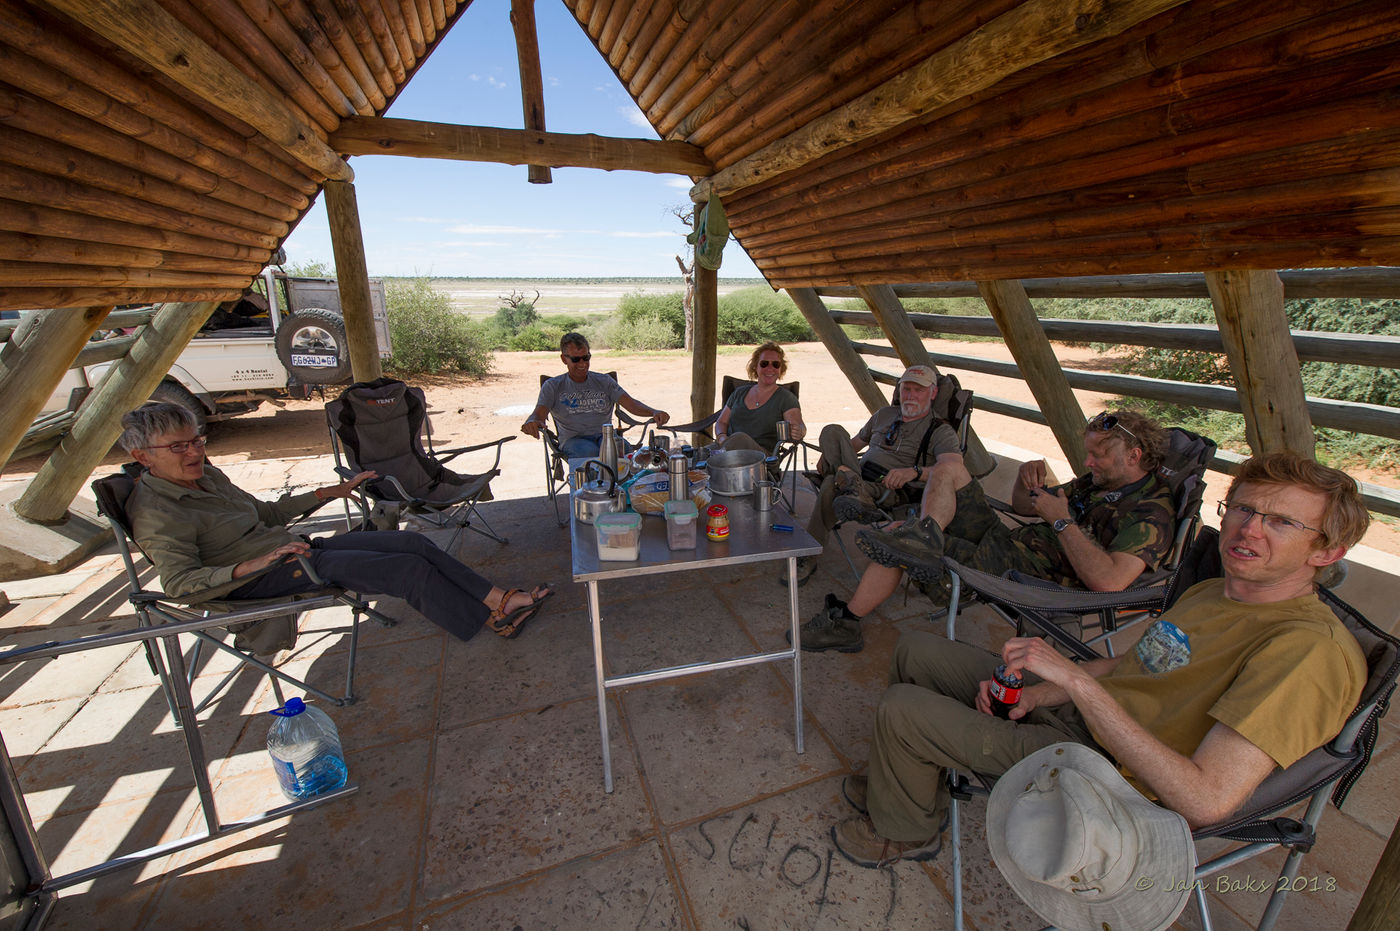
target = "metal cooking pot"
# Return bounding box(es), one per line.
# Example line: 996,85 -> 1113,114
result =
706,448 -> 768,497
572,460 -> 625,524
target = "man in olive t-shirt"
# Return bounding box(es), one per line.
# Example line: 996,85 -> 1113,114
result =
829,451 -> 1370,871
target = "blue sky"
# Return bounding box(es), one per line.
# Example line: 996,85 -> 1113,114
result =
282,0 -> 761,279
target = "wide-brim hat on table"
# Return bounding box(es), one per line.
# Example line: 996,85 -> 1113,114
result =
987,743 -> 1195,931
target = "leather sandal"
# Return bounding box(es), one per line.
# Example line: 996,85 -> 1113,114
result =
486,585 -> 554,638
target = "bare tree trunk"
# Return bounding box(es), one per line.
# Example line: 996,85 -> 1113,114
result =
676,253 -> 695,351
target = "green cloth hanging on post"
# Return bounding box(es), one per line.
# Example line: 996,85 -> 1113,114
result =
688,193 -> 729,270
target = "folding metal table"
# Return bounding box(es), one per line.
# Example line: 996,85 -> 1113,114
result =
571,495 -> 821,791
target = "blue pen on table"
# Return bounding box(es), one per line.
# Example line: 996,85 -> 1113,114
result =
770,523 -> 794,532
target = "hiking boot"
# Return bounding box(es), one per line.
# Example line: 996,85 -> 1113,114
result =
786,593 -> 863,653
842,774 -> 868,815
856,518 -> 947,585
833,468 -> 862,495
832,815 -> 943,868
834,495 -> 888,526
777,555 -> 818,588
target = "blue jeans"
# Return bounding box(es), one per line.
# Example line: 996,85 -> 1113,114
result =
230,530 -> 494,640
559,434 -> 631,460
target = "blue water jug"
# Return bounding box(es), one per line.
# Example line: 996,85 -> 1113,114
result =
266,697 -> 348,800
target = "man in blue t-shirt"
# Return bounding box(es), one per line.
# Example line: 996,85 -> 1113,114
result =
521,332 -> 670,458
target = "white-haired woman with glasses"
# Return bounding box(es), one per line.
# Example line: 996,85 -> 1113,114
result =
119,403 -> 552,641
712,341 -> 806,453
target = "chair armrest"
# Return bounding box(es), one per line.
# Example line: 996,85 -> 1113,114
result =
660,409 -> 723,436
436,434 -> 516,465
945,558 -> 1166,615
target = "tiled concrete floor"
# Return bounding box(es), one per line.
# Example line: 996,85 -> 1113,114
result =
1,484 -> 1397,930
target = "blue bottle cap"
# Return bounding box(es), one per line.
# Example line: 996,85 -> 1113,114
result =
269,696 -> 307,717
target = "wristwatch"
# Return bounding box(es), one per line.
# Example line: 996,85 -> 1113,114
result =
1052,518 -> 1072,534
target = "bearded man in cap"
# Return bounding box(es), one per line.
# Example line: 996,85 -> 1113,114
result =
788,364 -> 964,587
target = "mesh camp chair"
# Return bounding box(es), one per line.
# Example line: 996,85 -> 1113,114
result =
327,376 -> 513,543
944,527 -> 1400,931
943,426 -> 1217,654
91,465 -> 397,725
814,373 -> 975,582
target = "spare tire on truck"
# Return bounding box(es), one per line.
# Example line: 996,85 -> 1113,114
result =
275,307 -> 352,385
150,380 -> 208,433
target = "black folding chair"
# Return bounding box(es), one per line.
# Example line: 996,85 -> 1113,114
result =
327,377 -> 513,543
92,466 -> 396,725
946,527 -> 1399,931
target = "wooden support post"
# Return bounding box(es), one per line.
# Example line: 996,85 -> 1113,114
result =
15,301 -> 217,523
858,284 -> 996,475
1349,819 -> 1400,931
510,0 -> 551,184
323,180 -> 382,384
690,263 -> 718,447
1206,269 -> 1315,458
788,287 -> 887,415
0,306 -> 112,469
979,279 -> 1087,468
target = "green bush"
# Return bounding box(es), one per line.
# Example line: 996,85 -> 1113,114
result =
606,314 -> 681,351
617,291 -> 685,341
509,324 -> 562,352
383,277 -> 492,375
716,287 -> 812,344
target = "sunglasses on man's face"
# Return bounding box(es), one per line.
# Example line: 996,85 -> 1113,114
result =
758,359 -> 781,369
565,353 -> 591,364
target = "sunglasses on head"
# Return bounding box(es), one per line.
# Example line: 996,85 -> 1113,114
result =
1088,412 -> 1138,443
882,419 -> 903,446
565,353 -> 591,364
758,359 -> 781,369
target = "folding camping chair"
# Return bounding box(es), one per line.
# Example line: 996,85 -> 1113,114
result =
92,466 -> 397,726
943,426 -> 1216,654
944,527 -> 1400,931
327,376 -> 513,543
818,373 -> 975,582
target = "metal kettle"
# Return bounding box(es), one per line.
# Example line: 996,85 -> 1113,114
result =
571,459 -> 626,524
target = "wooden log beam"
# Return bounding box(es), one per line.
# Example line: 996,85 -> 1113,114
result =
816,268 -> 1400,301
1350,820 -> 1400,931
691,263 -> 718,447
15,301 -> 218,524
0,288 -> 239,315
330,116 -> 713,174
1207,270 -> 1315,458
323,181 -> 383,383
979,279 -> 1087,468
689,0 -> 1188,201
510,0 -> 552,184
0,262 -> 253,291
0,307 -> 112,471
787,288 -> 887,415
857,283 -> 996,475
40,0 -> 351,182
827,308 -> 1400,370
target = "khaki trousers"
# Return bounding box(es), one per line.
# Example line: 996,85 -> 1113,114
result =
867,632 -> 1100,841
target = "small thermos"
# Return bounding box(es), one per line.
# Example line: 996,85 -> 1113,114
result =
989,664 -> 1023,719
600,423 -> 618,474
667,453 -> 689,502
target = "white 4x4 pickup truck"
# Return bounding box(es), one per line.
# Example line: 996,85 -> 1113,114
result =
40,267 -> 392,431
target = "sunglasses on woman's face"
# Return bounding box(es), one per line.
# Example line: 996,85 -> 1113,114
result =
758,359 -> 781,369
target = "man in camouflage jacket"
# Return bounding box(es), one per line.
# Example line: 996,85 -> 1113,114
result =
795,410 -> 1174,653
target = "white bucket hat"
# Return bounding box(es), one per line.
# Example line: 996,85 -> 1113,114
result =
987,743 -> 1196,931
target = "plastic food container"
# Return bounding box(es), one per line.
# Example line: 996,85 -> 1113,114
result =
595,511 -> 642,561
664,499 -> 698,550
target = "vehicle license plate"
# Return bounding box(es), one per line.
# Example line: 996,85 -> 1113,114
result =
291,353 -> 337,368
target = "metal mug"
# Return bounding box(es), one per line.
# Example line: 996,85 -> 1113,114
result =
774,420 -> 791,446
754,480 -> 780,512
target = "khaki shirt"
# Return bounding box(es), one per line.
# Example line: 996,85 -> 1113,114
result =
128,464 -> 319,602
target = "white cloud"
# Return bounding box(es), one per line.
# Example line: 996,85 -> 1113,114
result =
488,76 -> 508,90
665,178 -> 694,189
619,105 -> 652,131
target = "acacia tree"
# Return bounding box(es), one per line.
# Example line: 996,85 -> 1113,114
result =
670,204 -> 697,350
